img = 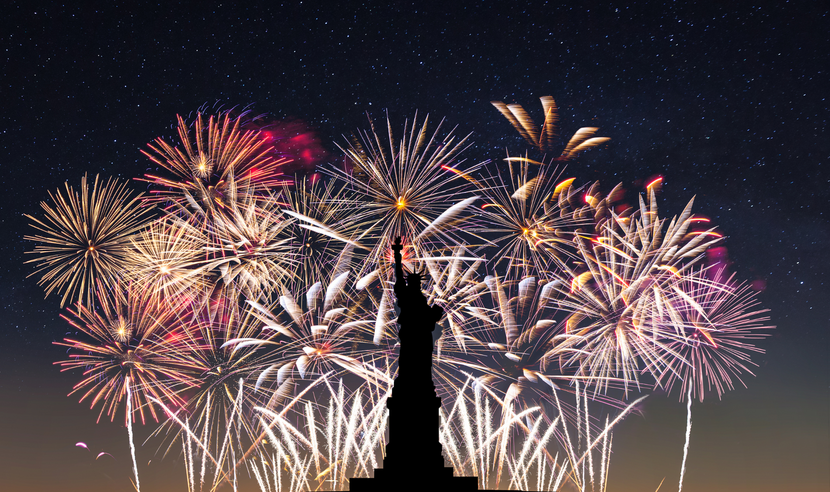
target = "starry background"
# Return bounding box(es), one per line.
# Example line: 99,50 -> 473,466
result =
1,1 -> 827,491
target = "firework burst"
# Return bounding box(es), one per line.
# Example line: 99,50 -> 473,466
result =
278,178 -> 363,281
491,96 -> 610,158
548,188 -> 726,395
28,101 -> 774,491
139,112 -> 288,217
24,174 -> 155,307
424,245 -> 487,349
203,189 -> 297,298
655,268 -> 772,401
125,216 -> 212,307
326,112 -> 484,267
55,284 -> 193,423
433,273 -> 622,431
224,265 -> 395,395
474,156 -> 589,279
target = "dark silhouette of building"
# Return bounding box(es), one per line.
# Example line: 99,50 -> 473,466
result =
349,237 -> 478,491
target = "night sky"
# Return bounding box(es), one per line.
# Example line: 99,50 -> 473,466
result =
1,2 -> 827,491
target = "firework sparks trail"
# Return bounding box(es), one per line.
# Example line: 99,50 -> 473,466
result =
149,396 -> 227,485
163,376 -> 391,492
491,96 -> 609,157
439,375 -> 642,491
183,427 -> 194,492
199,393 -> 210,490
678,383 -> 693,492
126,377 -> 141,492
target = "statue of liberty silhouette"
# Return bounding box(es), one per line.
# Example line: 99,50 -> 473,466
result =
350,237 -> 478,491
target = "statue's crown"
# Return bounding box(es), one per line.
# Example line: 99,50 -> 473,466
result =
406,270 -> 422,286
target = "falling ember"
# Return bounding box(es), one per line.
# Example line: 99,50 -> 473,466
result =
441,164 -> 477,183
503,156 -> 544,166
655,264 -> 681,277
646,176 -> 663,190
553,177 -> 576,197
585,194 -> 598,207
688,231 -> 723,238
688,216 -> 711,223
698,327 -> 718,348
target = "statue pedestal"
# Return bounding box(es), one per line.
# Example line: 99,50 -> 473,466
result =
349,469 -> 478,491
349,392 -> 478,491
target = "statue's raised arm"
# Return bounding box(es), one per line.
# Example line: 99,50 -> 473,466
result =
392,236 -> 406,295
